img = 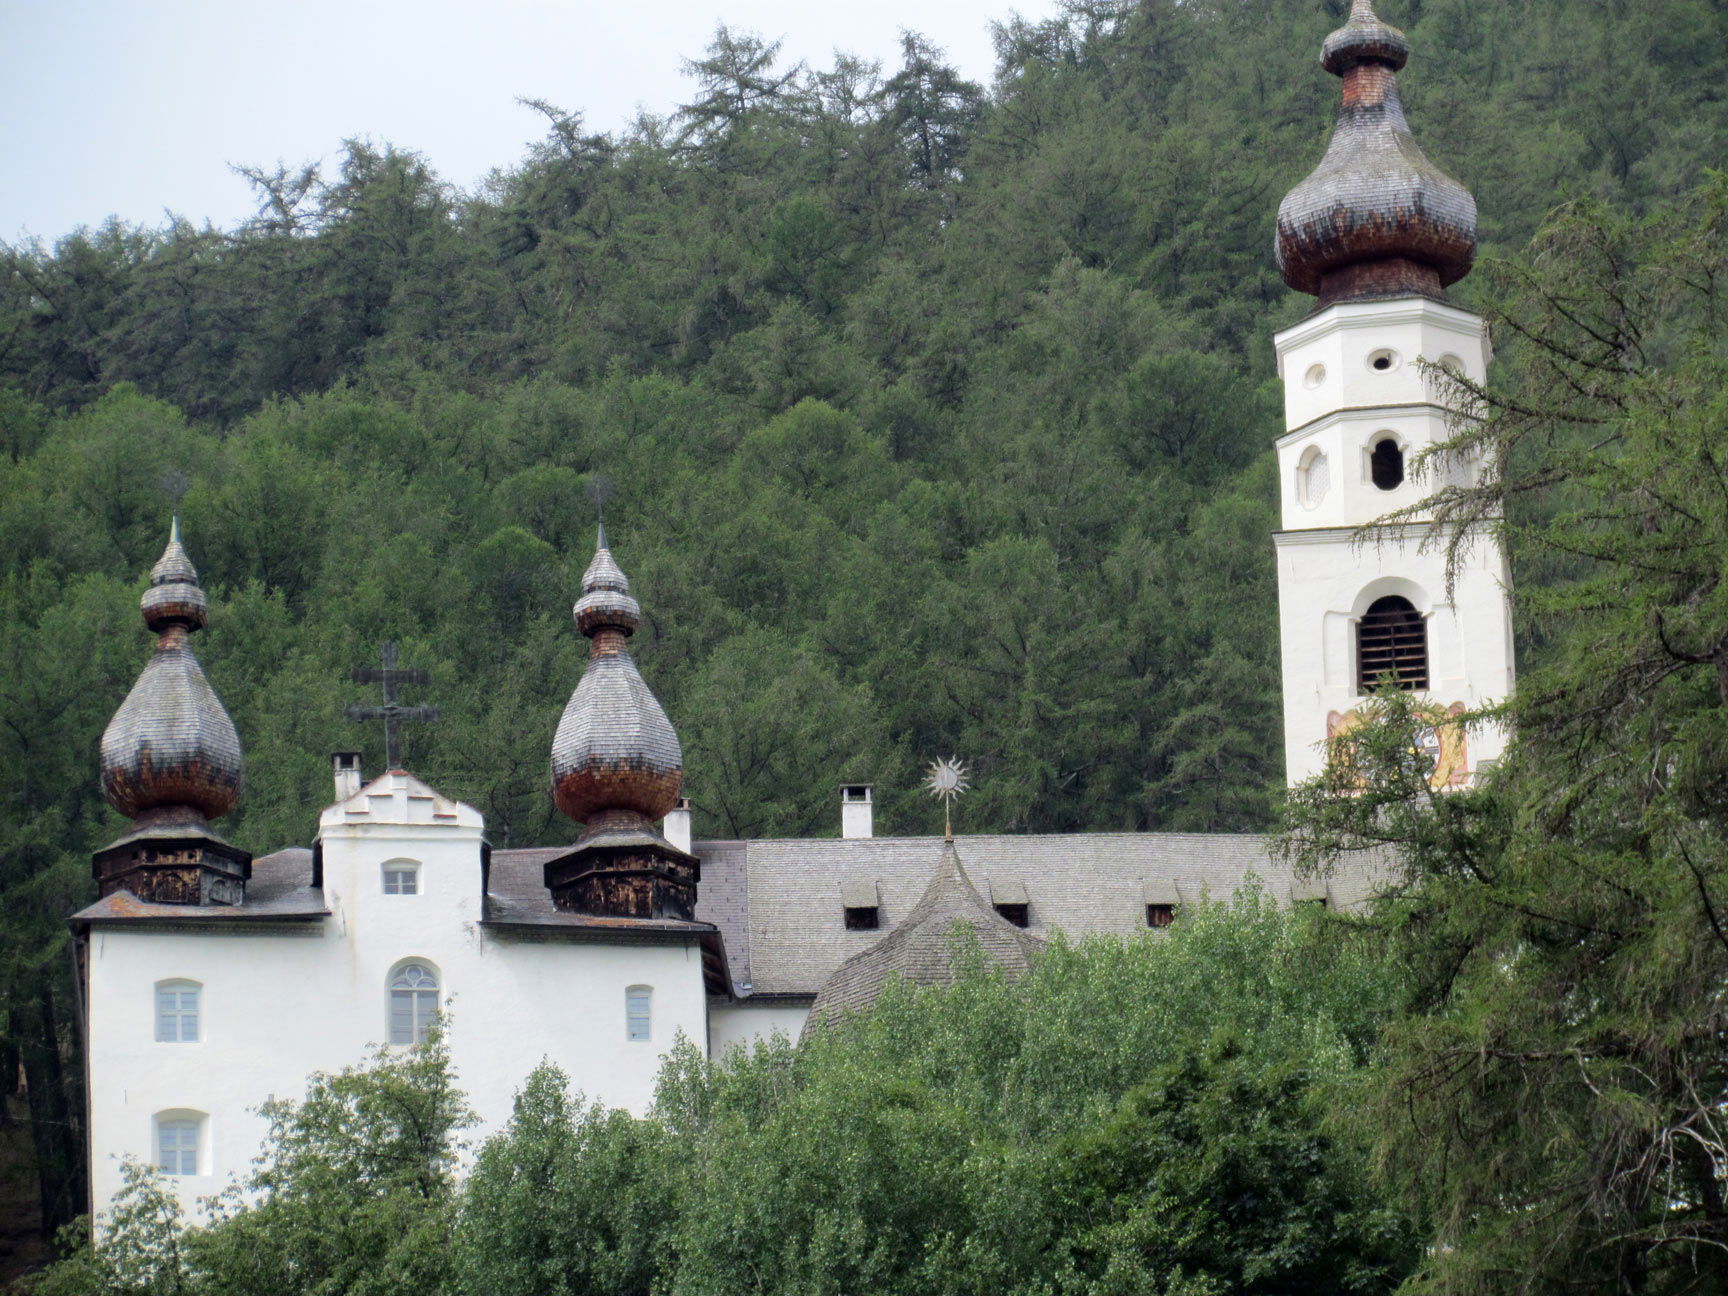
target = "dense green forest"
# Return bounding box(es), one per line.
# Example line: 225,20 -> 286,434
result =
2,0 -> 1726,1280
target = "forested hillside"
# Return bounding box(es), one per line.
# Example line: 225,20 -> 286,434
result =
1,0 -> 1725,1251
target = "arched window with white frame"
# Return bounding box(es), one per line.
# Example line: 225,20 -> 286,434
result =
381,859 -> 420,895
388,961 -> 440,1045
155,1110 -> 206,1176
155,980 -> 200,1043
626,985 -> 652,1042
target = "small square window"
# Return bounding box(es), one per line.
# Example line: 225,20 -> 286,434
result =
383,865 -> 418,895
843,906 -> 879,931
1146,904 -> 1176,929
155,983 -> 199,1042
994,902 -> 1029,928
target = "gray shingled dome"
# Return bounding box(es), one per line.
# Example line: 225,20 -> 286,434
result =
100,525 -> 243,821
807,839 -> 1045,1030
1276,0 -> 1475,301
551,532 -> 683,822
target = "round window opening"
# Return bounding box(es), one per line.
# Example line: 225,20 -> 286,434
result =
1303,364 -> 1326,389
1370,437 -> 1405,490
1368,348 -> 1399,373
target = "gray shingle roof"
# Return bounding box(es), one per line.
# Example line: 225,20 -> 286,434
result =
716,831 -> 1381,998
808,840 -> 1045,1028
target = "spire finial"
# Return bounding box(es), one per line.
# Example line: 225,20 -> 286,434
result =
925,756 -> 970,841
170,514 -> 181,544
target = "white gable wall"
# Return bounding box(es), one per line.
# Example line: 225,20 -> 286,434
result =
87,772 -> 708,1221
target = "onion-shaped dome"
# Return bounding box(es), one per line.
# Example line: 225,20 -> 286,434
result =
807,840 -> 1045,1030
551,529 -> 682,824
100,521 -> 243,821
1276,0 -> 1476,305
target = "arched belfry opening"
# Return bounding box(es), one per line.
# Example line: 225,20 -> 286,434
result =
1357,595 -> 1428,693
1369,436 -> 1405,490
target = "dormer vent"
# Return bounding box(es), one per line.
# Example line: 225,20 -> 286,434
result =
1143,879 -> 1181,928
989,878 -> 1030,928
842,878 -> 880,930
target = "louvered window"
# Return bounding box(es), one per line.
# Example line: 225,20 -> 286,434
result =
1357,596 -> 1427,692
155,981 -> 199,1042
389,963 -> 438,1045
626,986 -> 652,1042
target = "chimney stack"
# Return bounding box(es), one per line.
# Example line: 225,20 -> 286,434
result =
332,752 -> 363,801
663,797 -> 693,854
840,784 -> 874,839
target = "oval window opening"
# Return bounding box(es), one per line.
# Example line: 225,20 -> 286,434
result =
1303,364 -> 1326,389
1370,438 -> 1404,490
1368,348 -> 1399,372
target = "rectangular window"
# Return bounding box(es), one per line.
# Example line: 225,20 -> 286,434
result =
158,1119 -> 199,1176
155,985 -> 199,1042
1146,904 -> 1176,929
383,866 -> 418,895
626,987 -> 652,1042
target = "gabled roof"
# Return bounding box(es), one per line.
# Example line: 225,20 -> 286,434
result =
318,769 -> 482,833
806,840 -> 1043,1029
700,830 -> 1371,999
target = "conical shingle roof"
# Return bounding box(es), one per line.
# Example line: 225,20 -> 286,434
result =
807,839 -> 1045,1029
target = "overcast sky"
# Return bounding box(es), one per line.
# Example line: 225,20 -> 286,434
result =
1,0 -> 1056,245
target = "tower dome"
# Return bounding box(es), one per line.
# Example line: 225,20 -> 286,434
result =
99,520 -> 243,823
1276,0 -> 1476,305
544,527 -> 696,920
93,521 -> 251,907
550,527 -> 683,824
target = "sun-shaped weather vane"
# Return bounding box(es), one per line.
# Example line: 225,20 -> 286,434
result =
924,756 -> 970,840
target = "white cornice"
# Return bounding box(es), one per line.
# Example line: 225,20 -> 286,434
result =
1273,519 -> 1498,546
1275,402 -> 1462,449
1273,297 -> 1485,354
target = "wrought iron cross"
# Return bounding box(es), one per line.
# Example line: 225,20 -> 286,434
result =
345,642 -> 438,770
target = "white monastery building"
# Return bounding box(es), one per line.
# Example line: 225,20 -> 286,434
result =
73,0 -> 1513,1219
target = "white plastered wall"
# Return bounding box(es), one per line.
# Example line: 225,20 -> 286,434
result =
707,1001 -> 812,1056
86,772 -> 710,1221
1272,296 -> 1512,788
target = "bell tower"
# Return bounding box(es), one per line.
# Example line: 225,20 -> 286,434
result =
1272,0 -> 1512,787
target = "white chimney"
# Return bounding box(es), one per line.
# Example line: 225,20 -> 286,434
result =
840,784 -> 874,839
663,797 -> 693,854
332,752 -> 363,802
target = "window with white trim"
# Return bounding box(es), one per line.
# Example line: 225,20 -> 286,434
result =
626,986 -> 652,1042
155,980 -> 200,1043
155,1114 -> 202,1176
389,962 -> 439,1045
382,860 -> 420,895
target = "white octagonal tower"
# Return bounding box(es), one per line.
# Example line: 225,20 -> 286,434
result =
1272,0 -> 1512,788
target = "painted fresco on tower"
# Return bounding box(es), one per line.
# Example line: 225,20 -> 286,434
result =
1327,700 -> 1470,789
